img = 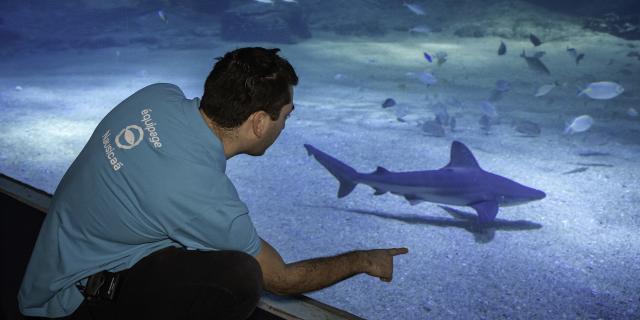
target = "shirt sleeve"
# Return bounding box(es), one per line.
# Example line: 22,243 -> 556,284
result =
228,214 -> 261,256
168,202 -> 261,256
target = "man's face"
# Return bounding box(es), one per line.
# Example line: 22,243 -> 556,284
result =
248,88 -> 295,156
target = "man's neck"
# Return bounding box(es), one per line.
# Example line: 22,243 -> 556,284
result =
199,109 -> 241,159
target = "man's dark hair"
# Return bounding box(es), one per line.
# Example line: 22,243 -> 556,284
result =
200,47 -> 299,129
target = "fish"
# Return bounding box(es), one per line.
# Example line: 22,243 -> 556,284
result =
520,50 -> 550,75
627,107 -> 638,117
479,115 -> 492,132
498,41 -> 506,55
479,100 -> 498,118
403,2 -> 426,15
157,10 -> 168,23
435,51 -> 448,66
254,0 -> 275,3
419,120 -> 446,137
409,26 -> 431,34
334,73 -> 346,81
382,98 -> 396,108
423,52 -> 433,63
513,120 -> 541,136
304,141 -> 546,224
282,0 -> 298,2
417,72 -> 437,86
394,105 -> 410,120
562,167 -> 589,175
534,83 -> 557,97
567,47 -> 584,65
577,82 -> 624,100
488,80 -> 510,102
433,102 -> 450,126
450,117 -> 457,131
529,33 -> 542,46
15,85 -> 23,91
564,115 -> 594,134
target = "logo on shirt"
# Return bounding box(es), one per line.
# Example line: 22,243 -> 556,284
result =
101,108 -> 164,171
115,125 -> 144,149
102,130 -> 124,171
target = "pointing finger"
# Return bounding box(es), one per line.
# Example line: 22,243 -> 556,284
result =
389,247 -> 409,256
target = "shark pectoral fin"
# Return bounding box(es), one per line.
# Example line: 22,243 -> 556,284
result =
337,180 -> 357,198
404,194 -> 424,205
471,200 -> 499,224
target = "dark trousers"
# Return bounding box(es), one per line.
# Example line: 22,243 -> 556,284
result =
58,247 -> 263,320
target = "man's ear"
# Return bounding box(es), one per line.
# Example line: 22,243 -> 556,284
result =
250,111 -> 268,138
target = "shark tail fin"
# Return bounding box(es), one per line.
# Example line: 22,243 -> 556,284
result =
304,144 -> 359,198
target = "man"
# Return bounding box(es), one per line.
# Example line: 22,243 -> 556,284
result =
19,47 -> 408,319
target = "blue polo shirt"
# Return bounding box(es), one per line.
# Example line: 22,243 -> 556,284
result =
18,83 -> 262,317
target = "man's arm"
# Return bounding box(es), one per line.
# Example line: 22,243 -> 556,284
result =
254,238 -> 408,296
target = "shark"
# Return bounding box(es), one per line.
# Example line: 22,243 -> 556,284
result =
303,141 -> 546,224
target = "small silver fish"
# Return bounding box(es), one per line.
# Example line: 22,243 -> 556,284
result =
479,115 -> 492,133
564,115 -> 593,134
409,26 -> 431,34
433,102 -> 449,126
254,0 -> 274,3
534,83 -> 557,97
403,2 -> 426,15
158,10 -> 168,23
627,107 -> 638,117
513,120 -> 541,136
577,82 -> 624,100
394,104 -> 410,120
419,120 -> 445,137
417,72 -> 437,86
479,100 -> 498,118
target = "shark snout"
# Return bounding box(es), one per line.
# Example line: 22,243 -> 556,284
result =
532,189 -> 546,200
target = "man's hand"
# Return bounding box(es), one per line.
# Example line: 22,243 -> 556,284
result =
360,248 -> 409,282
255,239 -> 409,296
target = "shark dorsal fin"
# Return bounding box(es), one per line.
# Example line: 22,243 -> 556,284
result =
445,141 -> 480,168
373,166 -> 390,175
